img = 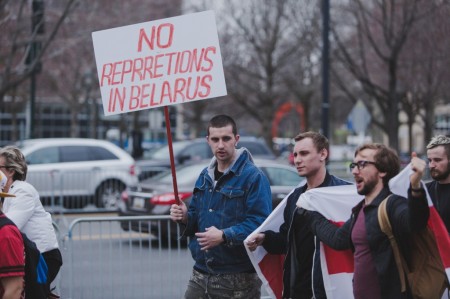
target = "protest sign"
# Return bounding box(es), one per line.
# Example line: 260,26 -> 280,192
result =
92,10 -> 227,116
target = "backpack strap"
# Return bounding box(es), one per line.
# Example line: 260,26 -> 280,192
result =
0,215 -> 15,229
377,195 -> 408,292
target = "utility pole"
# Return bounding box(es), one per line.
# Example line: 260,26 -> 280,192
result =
26,0 -> 45,139
321,0 -> 330,138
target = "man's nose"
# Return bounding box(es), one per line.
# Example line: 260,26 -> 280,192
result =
351,166 -> 359,174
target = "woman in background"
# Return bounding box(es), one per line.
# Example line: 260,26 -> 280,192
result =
0,146 -> 62,298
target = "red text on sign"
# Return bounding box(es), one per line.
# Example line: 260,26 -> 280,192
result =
137,23 -> 174,52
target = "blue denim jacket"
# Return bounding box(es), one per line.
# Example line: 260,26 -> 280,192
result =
184,148 -> 272,274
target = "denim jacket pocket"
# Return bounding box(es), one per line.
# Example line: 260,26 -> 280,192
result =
219,187 -> 245,199
218,187 -> 246,222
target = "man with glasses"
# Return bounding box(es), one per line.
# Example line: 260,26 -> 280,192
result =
306,143 -> 429,298
247,131 -> 351,299
424,135 -> 450,233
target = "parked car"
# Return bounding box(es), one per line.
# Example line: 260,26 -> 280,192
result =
17,138 -> 139,209
119,158 -> 302,242
136,136 -> 275,180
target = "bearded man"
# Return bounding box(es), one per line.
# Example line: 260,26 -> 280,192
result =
425,135 -> 450,233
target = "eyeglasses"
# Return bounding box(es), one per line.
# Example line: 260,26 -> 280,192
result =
349,161 -> 377,171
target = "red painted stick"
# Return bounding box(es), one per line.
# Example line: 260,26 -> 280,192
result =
163,106 -> 180,205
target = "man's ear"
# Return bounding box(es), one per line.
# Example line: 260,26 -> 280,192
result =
320,148 -> 328,161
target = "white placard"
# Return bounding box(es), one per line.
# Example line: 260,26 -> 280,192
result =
92,11 -> 227,116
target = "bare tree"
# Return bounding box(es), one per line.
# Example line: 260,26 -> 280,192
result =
0,0 -> 78,101
40,0 -> 182,142
0,0 -> 79,140
216,0 -> 321,148
398,2 -> 450,149
330,0 -> 445,152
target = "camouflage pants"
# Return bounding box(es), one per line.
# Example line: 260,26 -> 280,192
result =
184,269 -> 262,299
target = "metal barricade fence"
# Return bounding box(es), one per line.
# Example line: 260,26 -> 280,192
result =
61,215 -> 192,299
27,170 -> 132,214
59,215 -> 272,299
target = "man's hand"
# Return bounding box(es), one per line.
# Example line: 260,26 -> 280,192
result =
410,151 -> 426,189
195,226 -> 223,251
169,202 -> 187,224
245,233 -> 265,251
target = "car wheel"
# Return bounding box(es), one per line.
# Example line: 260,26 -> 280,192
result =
95,180 -> 125,209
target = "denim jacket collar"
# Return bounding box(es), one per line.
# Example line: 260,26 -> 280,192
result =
206,148 -> 253,180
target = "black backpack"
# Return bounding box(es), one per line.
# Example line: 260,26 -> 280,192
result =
0,216 -> 49,299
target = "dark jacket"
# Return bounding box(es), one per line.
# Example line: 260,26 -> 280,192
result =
262,172 -> 351,299
308,187 -> 429,299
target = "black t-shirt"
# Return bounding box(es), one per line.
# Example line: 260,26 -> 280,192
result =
292,209 -> 315,299
214,166 -> 224,181
426,181 -> 450,234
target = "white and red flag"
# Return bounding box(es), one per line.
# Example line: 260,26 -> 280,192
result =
244,181 -> 305,299
245,164 -> 450,299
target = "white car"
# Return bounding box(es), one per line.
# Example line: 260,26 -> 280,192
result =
17,138 -> 139,210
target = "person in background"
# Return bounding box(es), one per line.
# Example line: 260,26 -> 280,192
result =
306,144 -> 429,298
0,210 -> 24,299
247,131 -> 351,299
424,135 -> 450,233
0,146 -> 62,298
170,114 -> 272,299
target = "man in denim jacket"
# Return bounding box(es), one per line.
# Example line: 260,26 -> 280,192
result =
170,114 -> 272,299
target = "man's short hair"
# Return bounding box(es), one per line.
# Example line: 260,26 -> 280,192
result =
427,135 -> 450,160
427,135 -> 450,149
355,143 -> 400,186
294,131 -> 330,162
207,115 -> 237,136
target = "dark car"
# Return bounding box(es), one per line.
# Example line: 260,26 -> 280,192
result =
136,137 -> 275,181
118,159 -> 302,242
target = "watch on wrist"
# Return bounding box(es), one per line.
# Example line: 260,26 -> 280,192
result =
222,230 -> 227,243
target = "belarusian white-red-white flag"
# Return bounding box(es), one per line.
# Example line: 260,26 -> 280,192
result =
245,164 -> 450,299
244,181 -> 305,299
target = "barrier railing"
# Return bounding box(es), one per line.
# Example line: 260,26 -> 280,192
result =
27,170 -> 133,214
59,215 -> 271,299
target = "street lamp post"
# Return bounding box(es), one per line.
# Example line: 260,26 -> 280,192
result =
27,0 -> 45,139
82,70 -> 94,138
322,0 -> 330,138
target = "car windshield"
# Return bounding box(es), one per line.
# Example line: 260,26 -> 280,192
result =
150,141 -> 191,160
239,141 -> 272,156
156,163 -> 207,185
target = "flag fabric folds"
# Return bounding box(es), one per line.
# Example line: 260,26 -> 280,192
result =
245,164 -> 450,299
244,182 -> 305,299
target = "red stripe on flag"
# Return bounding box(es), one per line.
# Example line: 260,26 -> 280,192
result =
324,245 -> 354,274
428,207 -> 450,268
259,254 -> 285,299
323,220 -> 355,275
